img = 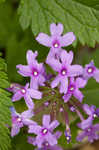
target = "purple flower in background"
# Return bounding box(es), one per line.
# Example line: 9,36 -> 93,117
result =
12,83 -> 42,109
36,23 -> 76,56
28,115 -> 59,148
28,131 -> 62,150
16,50 -> 46,89
47,50 -> 83,94
10,107 -> 36,137
77,124 -> 99,143
83,61 -> 99,83
63,77 -> 86,102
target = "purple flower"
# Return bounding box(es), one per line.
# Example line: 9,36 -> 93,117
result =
10,107 -> 36,137
7,83 -> 23,93
28,115 -> 60,148
83,61 -> 99,82
47,50 -> 83,94
28,131 -> 62,150
16,50 -> 46,89
12,83 -> 42,109
36,23 -> 76,56
77,124 -> 99,143
63,77 -> 86,103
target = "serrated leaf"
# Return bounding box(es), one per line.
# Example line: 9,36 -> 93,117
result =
0,57 -> 12,150
18,0 -> 99,47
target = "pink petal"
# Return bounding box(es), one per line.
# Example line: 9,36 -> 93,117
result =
16,64 -> 31,77
28,88 -> 42,99
46,132 -> 57,146
73,89 -> 84,102
50,23 -> 63,35
36,33 -> 51,47
60,77 -> 68,94
69,65 -> 83,77
49,120 -> 59,131
12,91 -> 23,102
42,115 -> 50,127
61,32 -> 76,47
51,76 -> 60,88
25,95 -> 34,109
76,77 -> 87,88
30,77 -> 39,90
61,50 -> 73,65
26,50 -> 38,66
11,125 -> 20,137
94,69 -> 99,82
83,104 -> 92,115
63,93 -> 71,103
28,125 -> 42,134
21,110 -> 34,119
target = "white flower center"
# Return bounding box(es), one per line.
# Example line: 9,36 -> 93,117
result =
61,69 -> 67,76
70,87 -> 74,91
66,136 -> 70,140
21,89 -> 26,94
54,43 -> 59,48
17,118 -> 21,122
42,128 -> 48,134
88,67 -> 93,73
93,114 -> 97,118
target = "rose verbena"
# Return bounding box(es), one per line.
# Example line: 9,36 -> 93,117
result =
8,23 -> 99,150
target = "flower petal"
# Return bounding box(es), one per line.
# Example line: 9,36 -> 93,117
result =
21,110 -> 34,119
76,131 -> 86,142
61,32 -> 76,47
51,76 -> 60,89
54,131 -> 62,139
46,132 -> 57,146
16,65 -> 31,77
61,50 -> 73,65
25,95 -> 34,109
69,65 -> 83,77
28,125 -> 42,134
12,91 -> 23,102
60,77 -> 68,94
94,69 -> 99,83
63,93 -> 71,103
30,77 -> 39,90
28,88 -> 42,99
26,50 -> 38,66
76,77 -> 87,88
11,124 -> 20,137
36,33 -> 51,47
43,115 -> 50,127
50,23 -> 63,35
49,120 -> 59,131
23,119 -> 37,126
83,104 -> 92,115
73,89 -> 84,102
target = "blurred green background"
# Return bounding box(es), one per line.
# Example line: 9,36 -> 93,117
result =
0,0 -> 99,150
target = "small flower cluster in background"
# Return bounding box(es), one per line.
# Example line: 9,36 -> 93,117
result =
8,23 -> 99,150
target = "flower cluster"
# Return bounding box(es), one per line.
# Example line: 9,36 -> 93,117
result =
8,23 -> 99,149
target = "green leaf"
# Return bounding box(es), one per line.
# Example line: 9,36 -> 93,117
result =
18,0 -> 99,47
0,57 -> 12,150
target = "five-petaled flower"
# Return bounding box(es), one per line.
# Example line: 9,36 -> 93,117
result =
83,61 -> 99,83
36,23 -> 76,57
16,50 -> 46,89
63,77 -> 86,102
47,50 -> 83,94
77,123 -> 99,143
12,83 -> 42,109
28,115 -> 60,148
10,107 -> 36,137
28,131 -> 62,150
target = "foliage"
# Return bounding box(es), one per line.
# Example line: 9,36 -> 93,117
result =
0,57 -> 12,150
18,0 -> 99,47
